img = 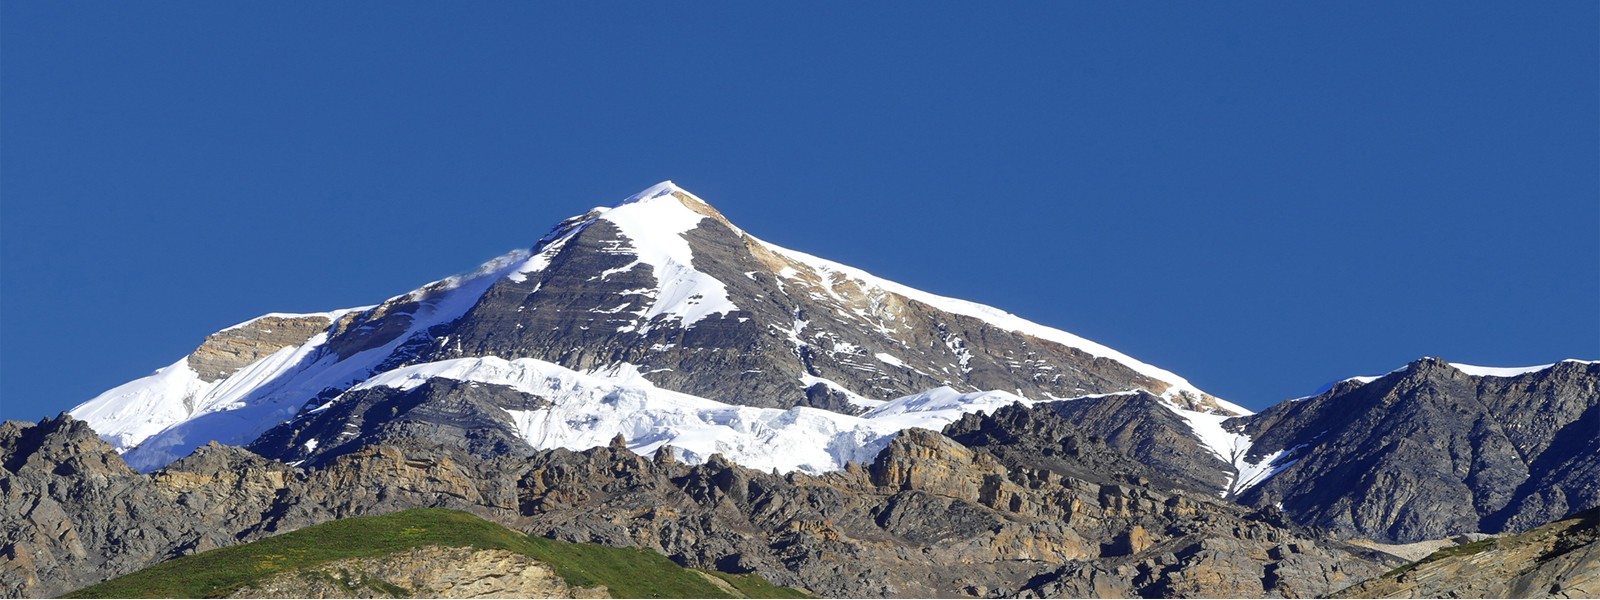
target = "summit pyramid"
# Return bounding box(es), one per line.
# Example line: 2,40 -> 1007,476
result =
72,182 -> 1243,474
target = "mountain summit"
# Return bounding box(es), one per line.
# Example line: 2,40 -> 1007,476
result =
71,182 -> 1244,474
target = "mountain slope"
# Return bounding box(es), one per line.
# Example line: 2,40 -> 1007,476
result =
1230,357 -> 1600,543
64,508 -> 806,599
1339,506 -> 1600,599
70,181 -> 1243,476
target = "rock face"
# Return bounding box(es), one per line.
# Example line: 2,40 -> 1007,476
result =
187,315 -> 334,382
0,412 -> 1395,599
246,379 -> 546,468
946,393 -> 1235,495
1232,358 -> 1600,543
415,191 -> 1216,411
227,546 -> 603,599
1339,506 -> 1600,599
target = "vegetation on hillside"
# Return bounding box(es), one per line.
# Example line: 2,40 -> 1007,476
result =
66,508 -> 808,599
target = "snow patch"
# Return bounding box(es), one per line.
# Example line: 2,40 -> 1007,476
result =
596,181 -> 738,333
1156,402 -> 1299,496
1448,361 -> 1588,378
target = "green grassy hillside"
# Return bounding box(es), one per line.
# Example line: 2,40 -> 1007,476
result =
65,508 -> 808,599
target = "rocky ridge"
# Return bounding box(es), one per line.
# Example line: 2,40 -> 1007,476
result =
1,411 -> 1396,599
1232,358 -> 1600,543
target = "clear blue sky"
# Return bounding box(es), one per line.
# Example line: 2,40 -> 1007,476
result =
3,3 -> 1596,420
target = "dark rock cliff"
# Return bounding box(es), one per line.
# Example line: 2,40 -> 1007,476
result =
1233,358 -> 1600,543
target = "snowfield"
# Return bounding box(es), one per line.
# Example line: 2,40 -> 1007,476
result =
353,355 -> 1100,475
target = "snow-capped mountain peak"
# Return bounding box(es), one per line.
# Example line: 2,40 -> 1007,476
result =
72,181 -> 1244,477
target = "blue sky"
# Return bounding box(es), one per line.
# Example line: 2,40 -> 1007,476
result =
2,3 -> 1596,419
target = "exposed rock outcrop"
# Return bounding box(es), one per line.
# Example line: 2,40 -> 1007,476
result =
227,546 -> 605,599
187,315 -> 332,382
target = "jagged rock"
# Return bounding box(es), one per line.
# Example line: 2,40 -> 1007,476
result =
417,194 -> 1204,411
1,413 -> 1397,599
944,398 -> 1230,496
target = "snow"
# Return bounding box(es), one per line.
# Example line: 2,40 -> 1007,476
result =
592,181 -> 738,334
218,308 -> 370,333
75,249 -> 533,472
71,181 -> 1251,474
1156,401 -> 1297,496
1448,361 -> 1593,377
1232,445 -> 1300,494
351,356 -> 1107,475
66,358 -> 218,453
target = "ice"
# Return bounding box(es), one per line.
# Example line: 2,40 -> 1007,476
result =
352,356 -> 1115,475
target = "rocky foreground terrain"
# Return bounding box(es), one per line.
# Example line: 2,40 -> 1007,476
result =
3,411 -> 1399,598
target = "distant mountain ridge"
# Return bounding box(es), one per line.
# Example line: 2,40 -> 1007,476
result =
1231,357 -> 1600,543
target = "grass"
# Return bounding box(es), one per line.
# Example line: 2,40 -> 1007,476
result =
66,508 -> 808,599
704,571 -> 813,599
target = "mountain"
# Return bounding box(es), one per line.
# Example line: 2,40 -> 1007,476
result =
1228,357 -> 1600,543
69,181 -> 1245,476
25,180 -> 1599,599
